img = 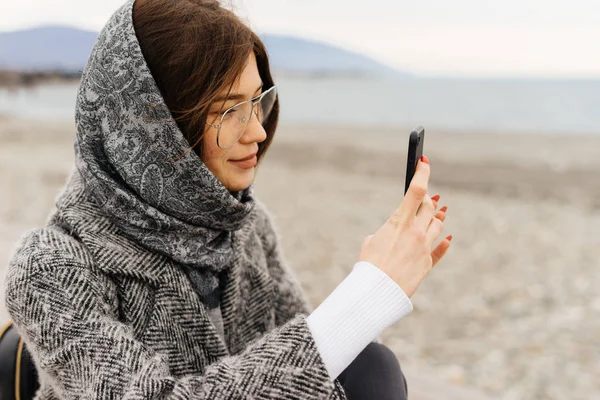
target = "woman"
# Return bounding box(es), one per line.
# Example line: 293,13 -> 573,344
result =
3,0 -> 452,398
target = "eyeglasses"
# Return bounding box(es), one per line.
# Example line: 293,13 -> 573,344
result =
205,85 -> 278,149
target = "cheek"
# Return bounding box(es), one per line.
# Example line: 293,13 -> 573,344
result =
201,129 -> 229,169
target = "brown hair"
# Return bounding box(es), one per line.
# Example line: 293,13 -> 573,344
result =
132,0 -> 278,163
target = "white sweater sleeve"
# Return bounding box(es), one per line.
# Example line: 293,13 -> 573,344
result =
306,261 -> 413,381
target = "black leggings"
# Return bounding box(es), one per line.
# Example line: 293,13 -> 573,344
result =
338,342 -> 408,400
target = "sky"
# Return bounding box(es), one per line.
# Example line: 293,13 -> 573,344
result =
2,0 -> 599,79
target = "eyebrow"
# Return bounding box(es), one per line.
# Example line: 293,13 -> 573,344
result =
214,83 -> 264,103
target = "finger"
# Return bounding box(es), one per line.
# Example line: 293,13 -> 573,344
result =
431,194 -> 440,209
435,206 -> 447,222
416,194 -> 435,231
431,236 -> 452,266
425,216 -> 444,247
395,158 -> 430,225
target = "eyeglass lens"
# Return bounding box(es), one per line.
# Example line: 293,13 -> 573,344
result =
217,87 -> 277,148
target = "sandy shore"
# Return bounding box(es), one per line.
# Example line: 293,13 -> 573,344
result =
1,117 -> 599,399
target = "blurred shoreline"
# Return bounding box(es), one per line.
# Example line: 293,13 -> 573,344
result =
0,68 -> 383,89
0,70 -> 80,88
1,116 -> 598,399
3,78 -> 600,135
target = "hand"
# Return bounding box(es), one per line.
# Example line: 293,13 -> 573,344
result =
357,156 -> 452,298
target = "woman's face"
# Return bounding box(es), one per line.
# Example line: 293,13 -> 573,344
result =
201,52 -> 267,193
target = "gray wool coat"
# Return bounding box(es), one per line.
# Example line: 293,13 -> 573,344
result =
5,172 -> 347,399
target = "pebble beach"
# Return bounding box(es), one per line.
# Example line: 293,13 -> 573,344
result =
1,116 -> 599,399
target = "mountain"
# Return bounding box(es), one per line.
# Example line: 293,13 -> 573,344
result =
0,26 -> 98,72
0,25 -> 409,78
261,35 -> 409,79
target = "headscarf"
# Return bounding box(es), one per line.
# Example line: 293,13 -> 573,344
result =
66,0 -> 255,309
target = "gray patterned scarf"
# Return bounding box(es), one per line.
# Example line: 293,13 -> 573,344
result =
66,0 -> 255,317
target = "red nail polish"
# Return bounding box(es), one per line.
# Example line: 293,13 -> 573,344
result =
440,206 -> 448,212
421,155 -> 429,164
447,235 -> 453,242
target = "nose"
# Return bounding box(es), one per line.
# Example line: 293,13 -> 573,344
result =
239,111 -> 267,144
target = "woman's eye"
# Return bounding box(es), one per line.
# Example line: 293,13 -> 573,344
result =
222,110 -> 236,119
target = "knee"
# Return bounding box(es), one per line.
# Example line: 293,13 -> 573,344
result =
366,343 -> 408,394
358,342 -> 402,370
348,342 -> 407,385
339,342 -> 409,400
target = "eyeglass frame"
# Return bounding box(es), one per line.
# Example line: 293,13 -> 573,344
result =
205,85 -> 278,149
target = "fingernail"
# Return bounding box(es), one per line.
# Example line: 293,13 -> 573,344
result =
447,235 -> 453,242
420,155 -> 429,164
440,206 -> 448,212
432,194 -> 441,201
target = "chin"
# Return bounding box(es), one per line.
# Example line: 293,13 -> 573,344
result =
225,169 -> 255,192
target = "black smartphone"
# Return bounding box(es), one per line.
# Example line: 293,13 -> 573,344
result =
404,126 -> 425,194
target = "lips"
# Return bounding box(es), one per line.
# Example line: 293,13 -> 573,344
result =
231,152 -> 257,162
229,154 -> 257,169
